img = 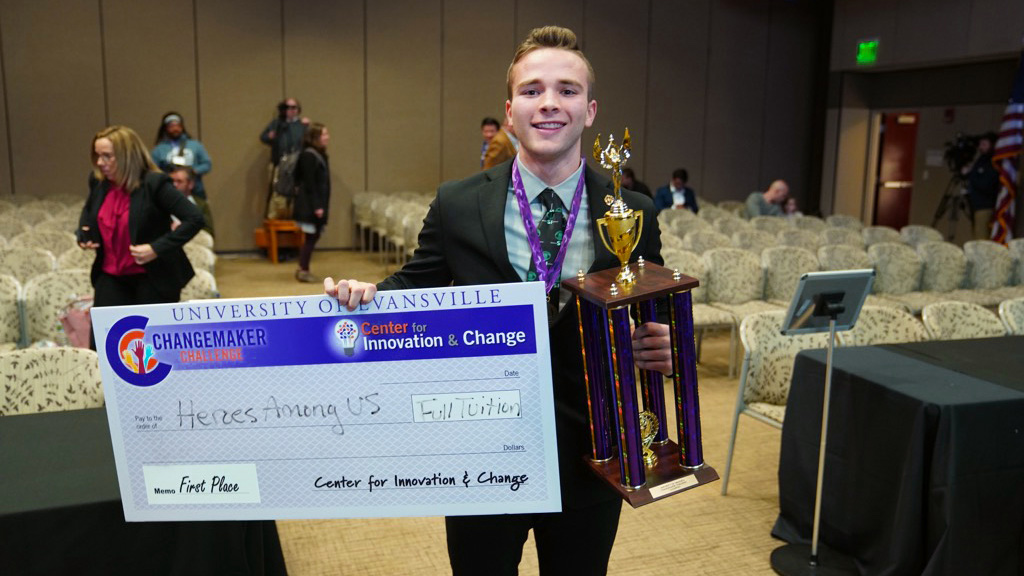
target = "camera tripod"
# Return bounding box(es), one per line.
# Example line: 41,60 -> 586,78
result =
931,174 -> 973,241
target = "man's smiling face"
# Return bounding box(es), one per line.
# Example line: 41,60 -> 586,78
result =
506,48 -> 597,171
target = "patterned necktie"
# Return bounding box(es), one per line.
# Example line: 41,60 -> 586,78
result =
526,188 -> 566,319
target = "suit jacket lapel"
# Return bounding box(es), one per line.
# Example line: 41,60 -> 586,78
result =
478,162 -> 521,283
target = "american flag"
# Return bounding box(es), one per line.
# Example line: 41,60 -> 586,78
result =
991,48 -> 1024,244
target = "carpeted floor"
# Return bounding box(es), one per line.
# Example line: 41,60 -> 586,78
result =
216,249 -> 784,575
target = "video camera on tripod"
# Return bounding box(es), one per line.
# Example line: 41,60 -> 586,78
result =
932,132 -> 981,239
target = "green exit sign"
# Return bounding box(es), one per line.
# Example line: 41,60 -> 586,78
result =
857,39 -> 879,65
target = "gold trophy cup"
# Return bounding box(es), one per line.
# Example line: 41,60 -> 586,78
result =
594,129 -> 643,285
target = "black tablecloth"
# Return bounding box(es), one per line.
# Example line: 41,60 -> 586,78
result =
0,408 -> 288,575
773,337 -> 1024,576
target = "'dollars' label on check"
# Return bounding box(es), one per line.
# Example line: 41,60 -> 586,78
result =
92,283 -> 561,522
144,464 -> 261,504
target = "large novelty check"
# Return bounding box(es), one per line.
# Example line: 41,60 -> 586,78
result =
91,282 -> 560,521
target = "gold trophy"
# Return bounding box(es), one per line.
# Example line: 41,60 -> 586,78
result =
594,129 -> 643,285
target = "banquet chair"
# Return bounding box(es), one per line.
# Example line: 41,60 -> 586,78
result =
731,229 -> 778,257
703,248 -> 783,377
56,246 -> 97,270
900,224 -> 943,248
792,215 -> 826,233
13,207 -> 51,226
998,297 -> 1024,335
698,205 -> 730,224
776,228 -> 821,252
960,240 -> 1020,304
1008,238 -> 1024,285
189,229 -> 215,250
20,199 -> 67,215
183,243 -> 216,274
0,199 -> 15,215
713,216 -> 751,238
868,242 -> 934,314
661,247 -> 738,366
861,225 -> 901,247
660,231 -> 685,252
717,200 -> 746,217
835,305 -> 928,347
34,217 -> 79,235
917,242 -> 991,307
0,216 -> 30,242
820,227 -> 865,249
762,246 -> 819,307
684,229 -> 732,256
10,230 -> 78,256
668,216 -> 711,239
0,274 -> 22,351
181,269 -> 220,301
721,310 -> 828,495
825,214 -> 863,230
0,247 -> 58,284
0,347 -> 103,416
750,216 -> 791,235
23,269 -> 92,346
921,301 -> 1007,341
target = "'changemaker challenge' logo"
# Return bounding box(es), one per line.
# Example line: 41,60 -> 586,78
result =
106,316 -> 172,387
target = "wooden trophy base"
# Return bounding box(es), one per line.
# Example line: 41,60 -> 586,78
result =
584,440 -> 719,508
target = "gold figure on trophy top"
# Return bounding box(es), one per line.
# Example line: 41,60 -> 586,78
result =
594,129 -> 643,285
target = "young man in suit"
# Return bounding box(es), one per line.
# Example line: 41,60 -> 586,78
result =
326,26 -> 672,575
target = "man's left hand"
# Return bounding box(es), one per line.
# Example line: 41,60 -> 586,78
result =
632,322 -> 673,376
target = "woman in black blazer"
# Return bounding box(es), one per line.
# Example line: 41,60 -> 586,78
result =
78,126 -> 204,312
292,122 -> 330,283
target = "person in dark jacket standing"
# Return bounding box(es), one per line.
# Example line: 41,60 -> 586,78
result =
78,126 -> 203,345
293,123 -> 330,282
962,132 -> 1001,239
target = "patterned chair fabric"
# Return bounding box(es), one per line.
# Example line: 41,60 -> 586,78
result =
868,242 -> 922,295
900,225 -> 944,247
818,244 -> 870,271
0,347 -> 104,416
714,216 -> 751,238
721,310 -> 829,495
23,269 -> 93,345
703,248 -> 765,305
792,215 -> 827,233
10,230 -> 78,256
0,247 -> 57,284
916,241 -> 966,292
826,214 -> 863,230
750,216 -> 791,235
731,229 -> 778,256
666,215 -> 711,239
183,243 -> 216,273
684,229 -> 733,256
777,228 -> 821,251
0,216 -> 31,239
189,230 -> 215,250
0,275 -> 22,349
862,225 -> 902,247
835,305 -> 928,347
34,217 -> 79,235
820,227 -> 865,249
661,232 -> 685,252
963,240 -> 1013,290
662,248 -> 709,303
717,200 -> 746,217
12,207 -> 52,225
657,208 -> 699,232
181,269 -> 220,301
698,205 -> 731,224
20,199 -> 68,215
0,200 -> 15,215
762,246 -> 819,304
57,247 -> 97,270
998,297 -> 1024,335
1009,238 -> 1024,285
921,301 -> 1007,340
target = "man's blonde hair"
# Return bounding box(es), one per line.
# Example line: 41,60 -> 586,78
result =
506,26 -> 595,100
91,125 -> 160,192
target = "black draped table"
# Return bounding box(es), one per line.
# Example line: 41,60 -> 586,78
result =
0,407 -> 288,575
773,336 -> 1024,576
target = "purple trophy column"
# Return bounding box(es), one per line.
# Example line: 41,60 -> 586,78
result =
637,298 -> 668,443
577,298 -> 613,462
669,290 -> 704,468
608,307 -> 645,489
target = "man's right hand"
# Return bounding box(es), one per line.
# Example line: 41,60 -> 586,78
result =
324,277 -> 377,311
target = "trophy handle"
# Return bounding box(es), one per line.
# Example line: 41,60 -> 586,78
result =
630,212 -> 644,254
596,217 -> 616,256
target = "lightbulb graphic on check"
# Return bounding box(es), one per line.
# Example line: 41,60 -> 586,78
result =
335,319 -> 360,356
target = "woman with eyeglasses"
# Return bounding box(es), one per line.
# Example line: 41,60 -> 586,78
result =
78,126 -> 204,342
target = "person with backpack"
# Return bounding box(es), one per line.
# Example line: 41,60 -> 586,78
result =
292,123 -> 330,282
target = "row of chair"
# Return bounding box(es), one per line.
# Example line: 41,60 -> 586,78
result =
353,191 -> 432,266
721,298 -> 1024,495
0,346 -> 103,416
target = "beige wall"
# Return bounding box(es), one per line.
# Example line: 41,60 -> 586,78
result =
0,0 -> 821,251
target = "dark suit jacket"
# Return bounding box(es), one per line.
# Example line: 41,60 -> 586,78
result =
654,185 -> 699,214
79,171 -> 204,300
378,160 -> 663,508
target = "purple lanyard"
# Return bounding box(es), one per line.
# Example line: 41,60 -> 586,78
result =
511,157 -> 586,293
